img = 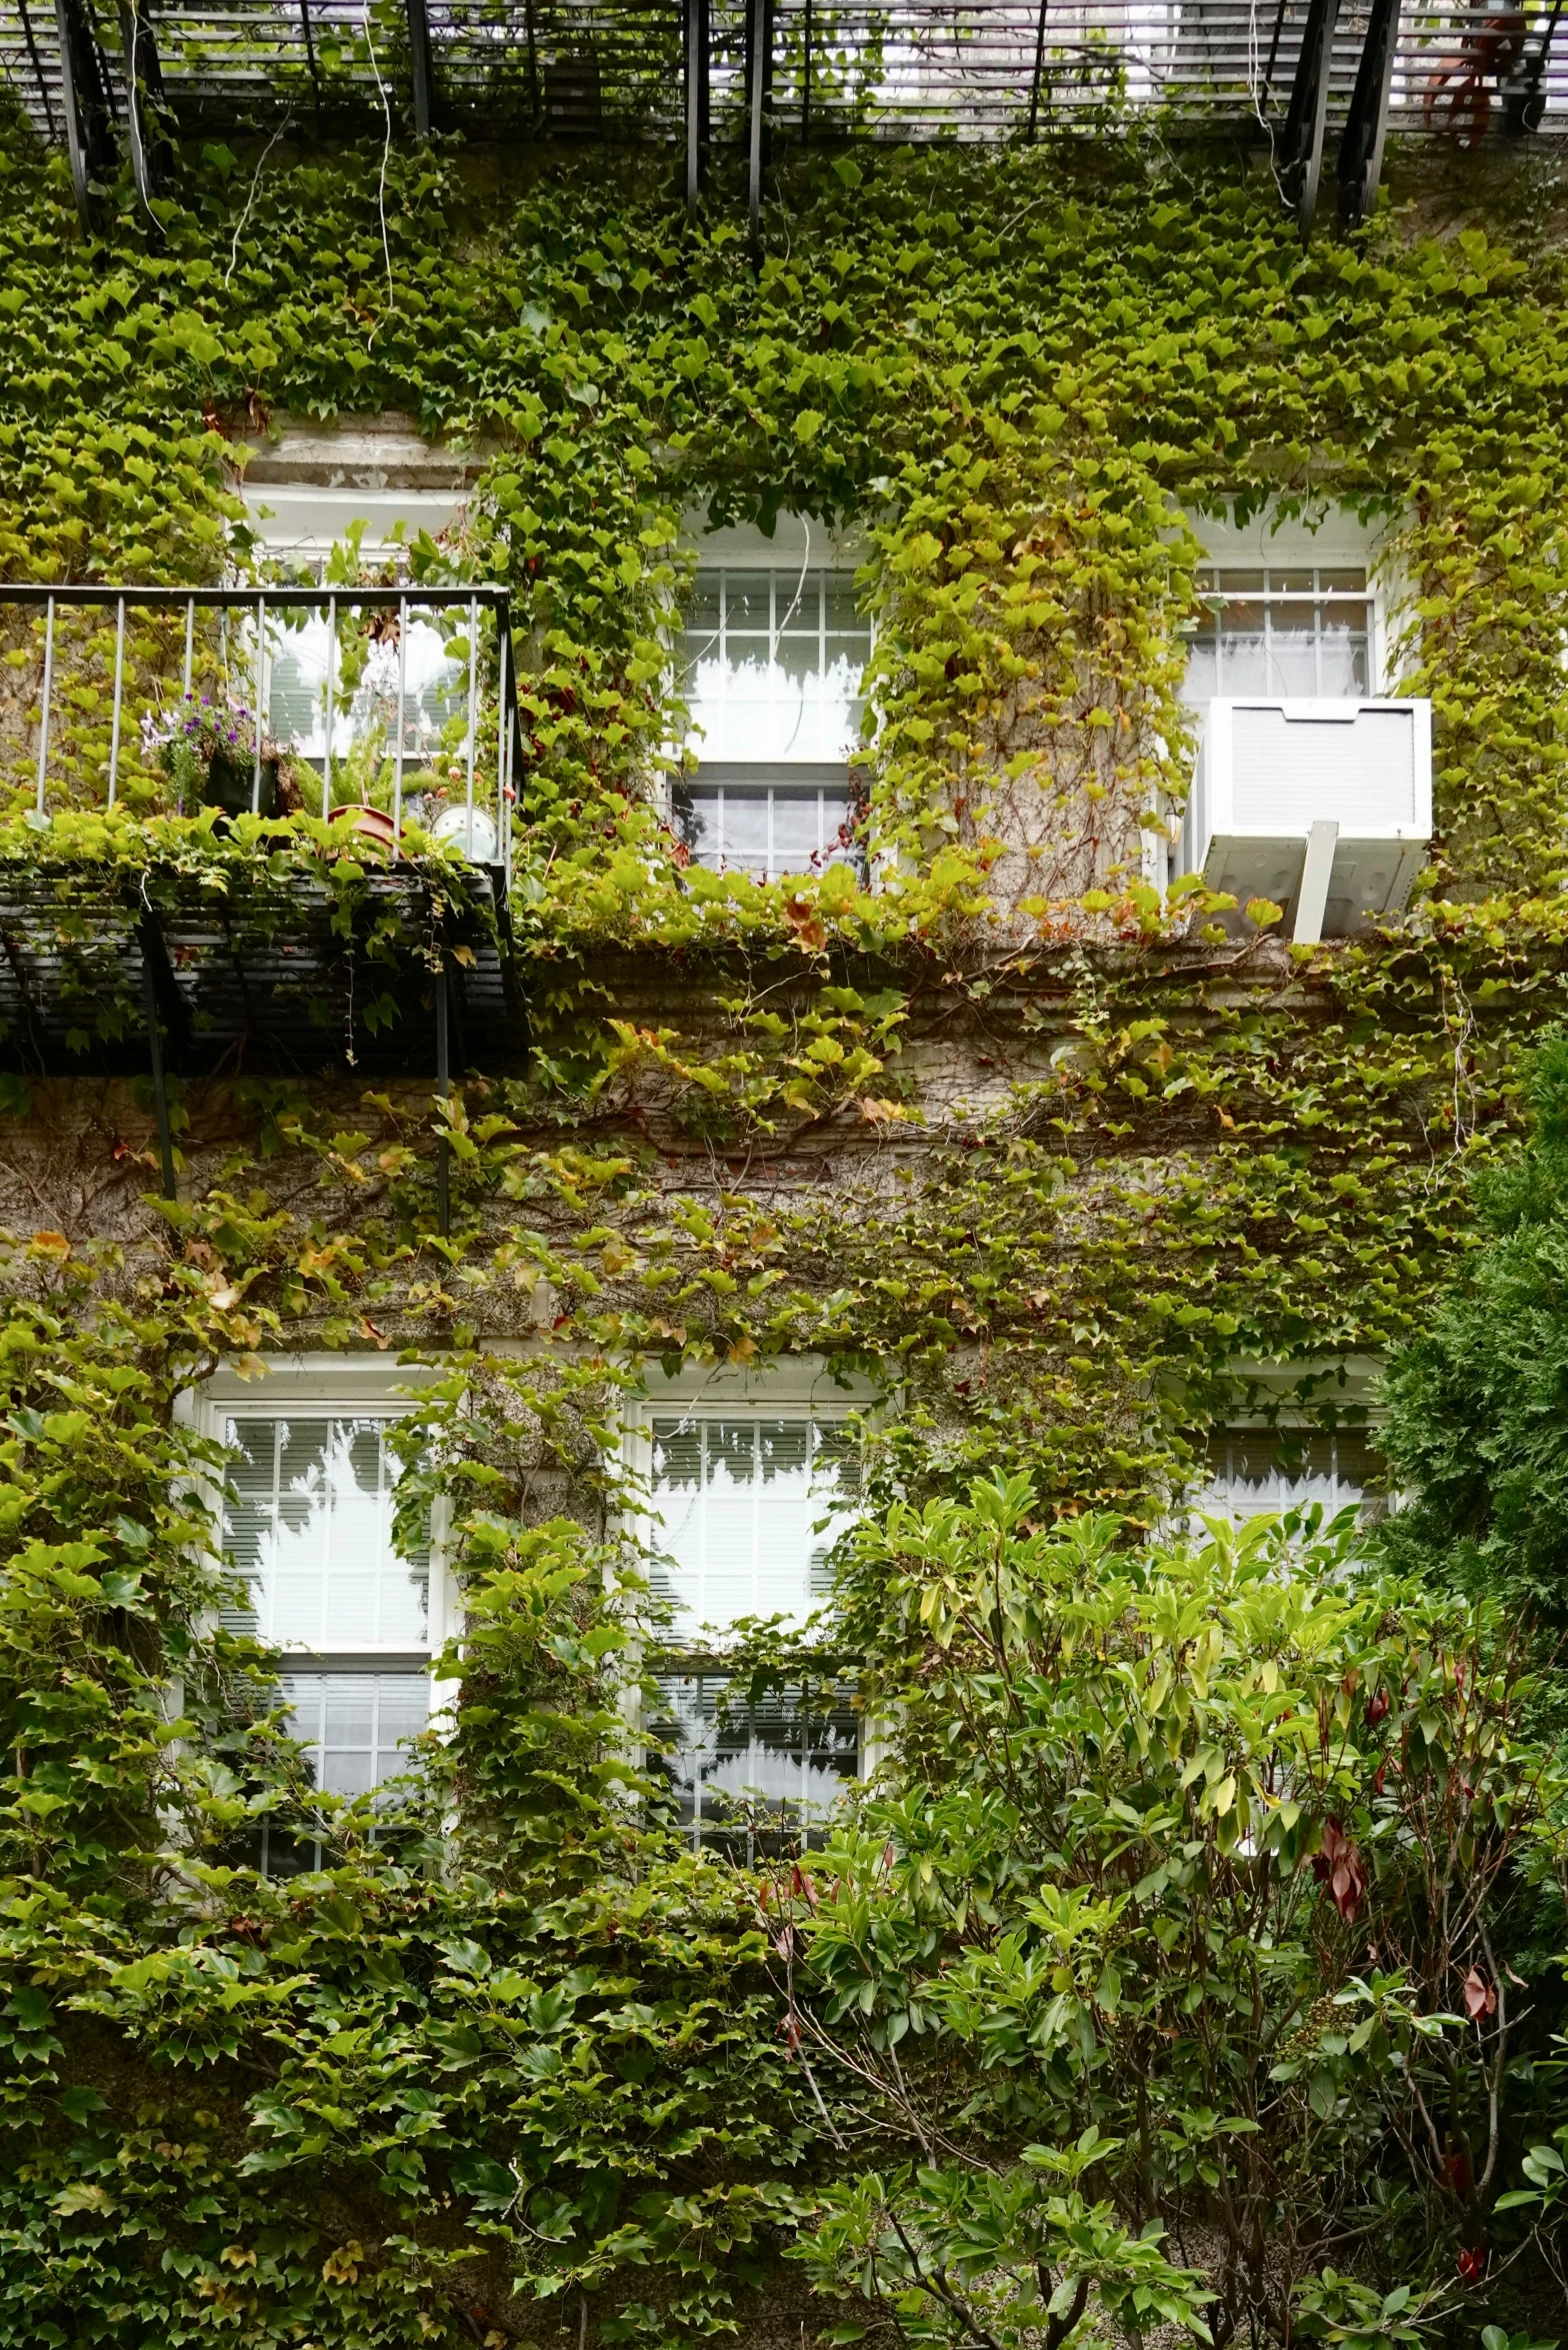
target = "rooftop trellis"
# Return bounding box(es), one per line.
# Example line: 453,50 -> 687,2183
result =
0,1 -> 1564,231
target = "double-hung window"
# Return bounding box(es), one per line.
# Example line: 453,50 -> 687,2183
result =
196,1359 -> 444,1872
1184,566 -> 1375,702
1180,507 -> 1387,712
1199,1424 -> 1386,1525
627,1362 -> 875,1857
239,455 -> 473,775
674,521 -> 872,882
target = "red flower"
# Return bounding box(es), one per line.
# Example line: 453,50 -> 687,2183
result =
1457,2245 -> 1486,2283
1365,1687 -> 1390,1727
1463,1966 -> 1497,2021
1309,1817 -> 1367,1922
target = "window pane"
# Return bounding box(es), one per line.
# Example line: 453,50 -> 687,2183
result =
769,794 -> 823,874
282,1670 -> 427,1798
1266,618 -> 1318,697
720,791 -> 771,871
1217,601 -> 1268,694
682,567 -> 868,765
686,579 -> 721,636
777,576 -> 821,634
222,1415 -> 427,1656
652,1672 -> 859,1856
824,578 -> 866,636
648,1413 -> 859,1637
1318,618 -> 1369,697
1318,568 -> 1368,595
725,573 -> 771,632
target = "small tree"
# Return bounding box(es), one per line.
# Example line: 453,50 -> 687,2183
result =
774,1480 -> 1568,2349
1380,1025 -> 1568,1641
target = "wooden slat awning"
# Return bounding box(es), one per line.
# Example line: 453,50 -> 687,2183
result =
0,854 -> 529,1080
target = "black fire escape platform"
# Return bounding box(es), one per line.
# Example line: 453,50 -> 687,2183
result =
0,854 -> 529,1083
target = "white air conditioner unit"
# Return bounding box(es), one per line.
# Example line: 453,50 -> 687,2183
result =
1175,698 -> 1432,942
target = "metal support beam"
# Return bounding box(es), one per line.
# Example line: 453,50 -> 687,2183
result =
801,0 -> 812,139
136,920 -> 178,1201
119,0 -> 170,228
1292,821 -> 1339,946
435,963 -> 450,1238
745,0 -> 771,252
1276,0 -> 1341,242
685,0 -> 709,213
1336,0 -> 1399,228
406,0 -> 434,137
54,0 -> 118,234
1508,0 -> 1566,131
298,0 -> 322,124
1026,0 -> 1050,141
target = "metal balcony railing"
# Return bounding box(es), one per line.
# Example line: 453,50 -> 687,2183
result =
5,0 -> 1565,155
0,583 -> 522,886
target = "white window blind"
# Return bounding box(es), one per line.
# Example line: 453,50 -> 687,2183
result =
221,1414 -> 429,1653
647,1414 -> 859,1639
280,1671 -> 432,1800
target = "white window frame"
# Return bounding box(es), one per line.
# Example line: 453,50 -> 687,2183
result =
619,1354 -> 884,1839
1181,502 -> 1407,701
672,512 -> 872,881
185,1355 -> 456,1788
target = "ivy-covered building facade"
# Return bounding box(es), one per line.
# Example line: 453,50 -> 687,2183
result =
3,7 -> 1568,2342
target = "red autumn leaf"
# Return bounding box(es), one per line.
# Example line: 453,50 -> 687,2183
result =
784,895 -> 828,952
1463,1965 -> 1497,2021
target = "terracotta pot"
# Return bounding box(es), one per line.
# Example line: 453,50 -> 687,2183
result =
328,803 -> 400,849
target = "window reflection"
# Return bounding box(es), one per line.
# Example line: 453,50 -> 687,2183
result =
651,1673 -> 859,1860
648,1413 -> 860,1638
223,1415 -> 429,1653
1184,567 -> 1372,702
678,568 -> 872,767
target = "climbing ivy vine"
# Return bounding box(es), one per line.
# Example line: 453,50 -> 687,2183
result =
2,92 -> 1568,2350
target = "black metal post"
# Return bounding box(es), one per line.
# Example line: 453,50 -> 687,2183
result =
406,0 -> 434,136
435,963 -> 450,1238
1277,0 -> 1341,242
685,0 -> 709,212
524,0 -> 541,130
1335,0 -> 1399,227
746,0 -> 771,252
801,0 -> 811,139
1508,0 -> 1567,131
298,0 -> 322,122
136,923 -> 177,1202
1027,0 -> 1049,141
54,0 -> 118,233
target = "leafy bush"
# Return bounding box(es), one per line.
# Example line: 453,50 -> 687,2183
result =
778,1478 -> 1568,2348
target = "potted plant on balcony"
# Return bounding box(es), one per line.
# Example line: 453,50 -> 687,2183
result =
148,696 -> 303,820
